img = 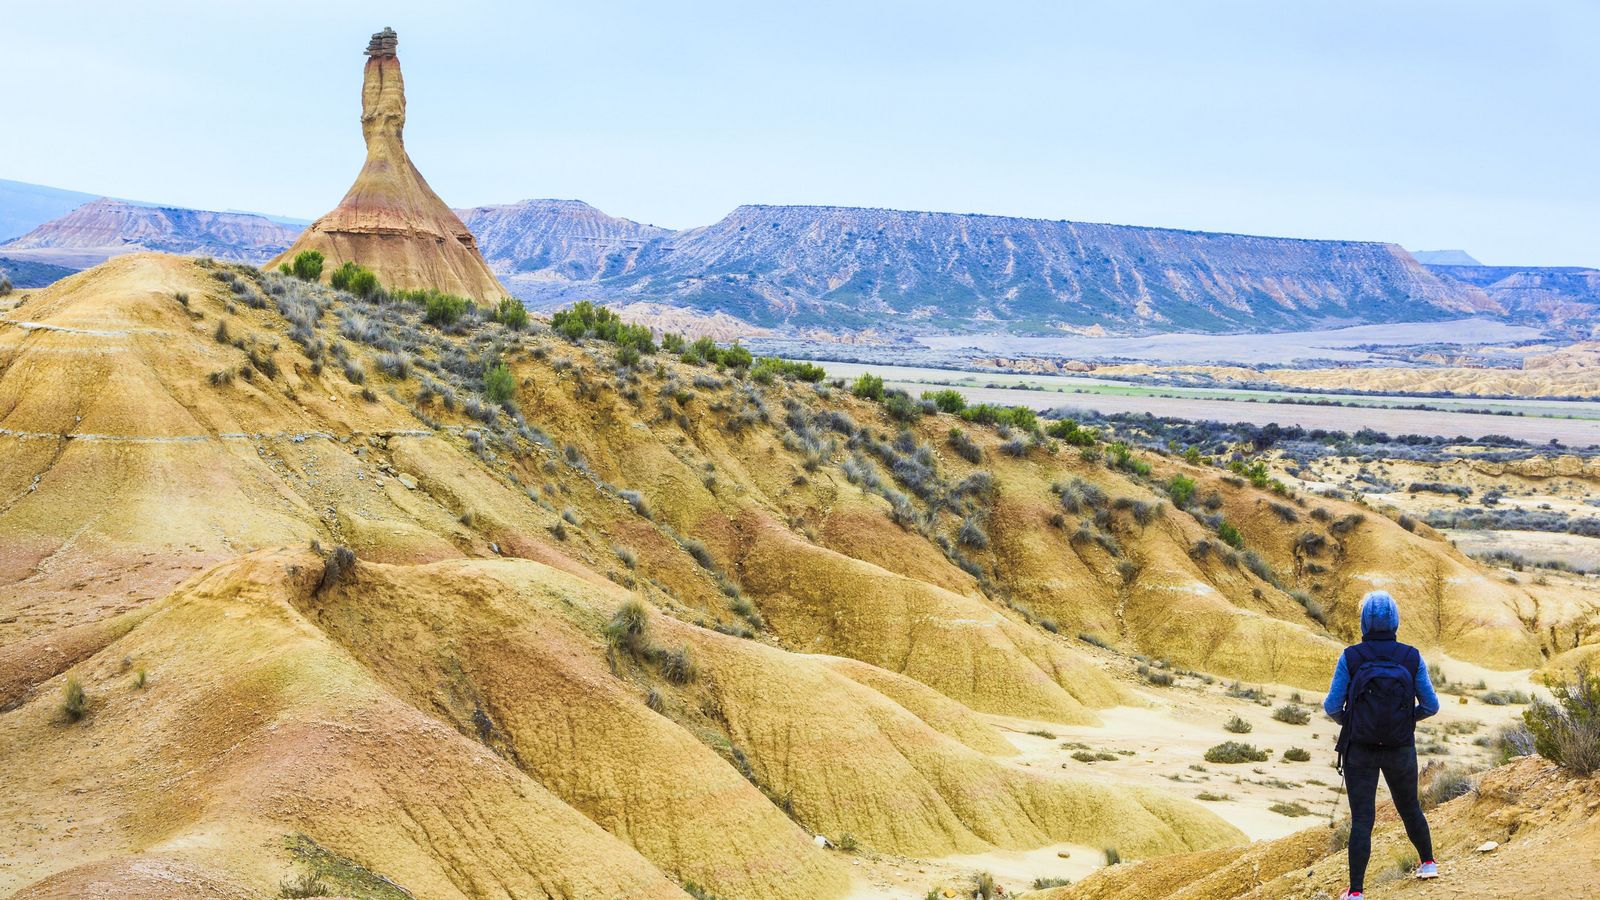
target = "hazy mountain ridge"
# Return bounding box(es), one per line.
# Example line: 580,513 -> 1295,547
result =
0,198 -> 301,266
585,204 -> 1496,333
457,198 -> 673,281
17,191 -> 1600,337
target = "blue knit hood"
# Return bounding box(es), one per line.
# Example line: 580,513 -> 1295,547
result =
1360,590 -> 1400,634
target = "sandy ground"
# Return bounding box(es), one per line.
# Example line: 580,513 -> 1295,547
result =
912,319 -> 1544,365
843,657 -> 1537,898
1444,529 -> 1600,571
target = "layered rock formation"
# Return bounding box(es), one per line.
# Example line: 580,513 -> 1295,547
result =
272,28 -> 504,301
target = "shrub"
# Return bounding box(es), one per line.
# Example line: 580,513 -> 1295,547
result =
1290,590 -> 1327,626
61,676 -> 87,722
1480,689 -> 1532,705
838,832 -> 860,854
958,516 -> 989,549
551,300 -> 655,351
882,389 -> 924,422
1269,801 -> 1312,817
1282,747 -> 1311,762
1205,741 -> 1269,763
752,357 -> 826,383
1422,765 -> 1475,808
1523,664 -> 1600,774
328,261 -> 379,298
492,297 -> 529,330
422,291 -> 469,326
375,352 -> 411,379
923,388 -> 966,413
1196,791 -> 1231,801
318,546 -> 357,592
1103,847 -> 1121,865
851,372 -> 885,401
1217,521 -> 1245,549
1224,715 -> 1253,734
1273,704 -> 1311,725
604,599 -> 652,656
619,489 -> 652,519
483,361 -> 517,407
0,275 -> 11,296
1033,877 -> 1072,889
1167,474 -> 1197,507
658,645 -> 698,684
279,873 -> 331,898
1045,417 -> 1097,446
611,544 -> 637,569
288,250 -> 324,282
1487,721 -> 1536,763
947,428 -> 983,463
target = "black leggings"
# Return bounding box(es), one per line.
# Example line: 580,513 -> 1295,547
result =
1344,744 -> 1433,891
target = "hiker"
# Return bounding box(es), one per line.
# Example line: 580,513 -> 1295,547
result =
1323,590 -> 1441,899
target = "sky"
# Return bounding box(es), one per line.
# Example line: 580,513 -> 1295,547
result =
2,1 -> 1595,266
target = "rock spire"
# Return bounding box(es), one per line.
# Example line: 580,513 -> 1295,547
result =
270,28 -> 504,301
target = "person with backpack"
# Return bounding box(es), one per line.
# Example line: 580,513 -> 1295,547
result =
1323,590 -> 1442,899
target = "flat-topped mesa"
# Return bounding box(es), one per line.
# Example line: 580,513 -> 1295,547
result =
270,28 -> 505,301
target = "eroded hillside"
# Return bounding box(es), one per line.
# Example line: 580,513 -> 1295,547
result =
1,254 -> 1593,898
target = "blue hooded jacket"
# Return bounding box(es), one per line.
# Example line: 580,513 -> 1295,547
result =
1322,591 -> 1440,723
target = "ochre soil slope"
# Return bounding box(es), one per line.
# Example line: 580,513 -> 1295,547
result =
2,253 -> 1594,897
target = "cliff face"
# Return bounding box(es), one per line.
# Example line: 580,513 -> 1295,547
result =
272,28 -> 504,301
456,198 -> 672,280
0,198 -> 299,265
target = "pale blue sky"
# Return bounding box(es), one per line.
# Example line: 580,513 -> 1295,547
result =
3,1 -> 1595,265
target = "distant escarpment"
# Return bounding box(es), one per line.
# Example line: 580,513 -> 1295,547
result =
0,198 -> 300,268
1427,263 -> 1600,337
489,204 -> 1499,334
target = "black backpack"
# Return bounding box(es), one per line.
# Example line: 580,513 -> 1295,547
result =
1335,642 -> 1419,765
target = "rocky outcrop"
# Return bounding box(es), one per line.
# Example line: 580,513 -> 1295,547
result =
271,29 -> 504,301
0,198 -> 300,268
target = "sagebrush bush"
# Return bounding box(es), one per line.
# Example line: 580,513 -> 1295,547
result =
1205,741 -> 1268,763
1224,715 -> 1253,734
1422,765 -> 1475,808
1273,704 -> 1311,725
1282,746 -> 1311,762
1524,664 -> 1600,774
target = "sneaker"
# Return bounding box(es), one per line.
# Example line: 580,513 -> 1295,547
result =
1416,859 -> 1440,879
1339,891 -> 1363,900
